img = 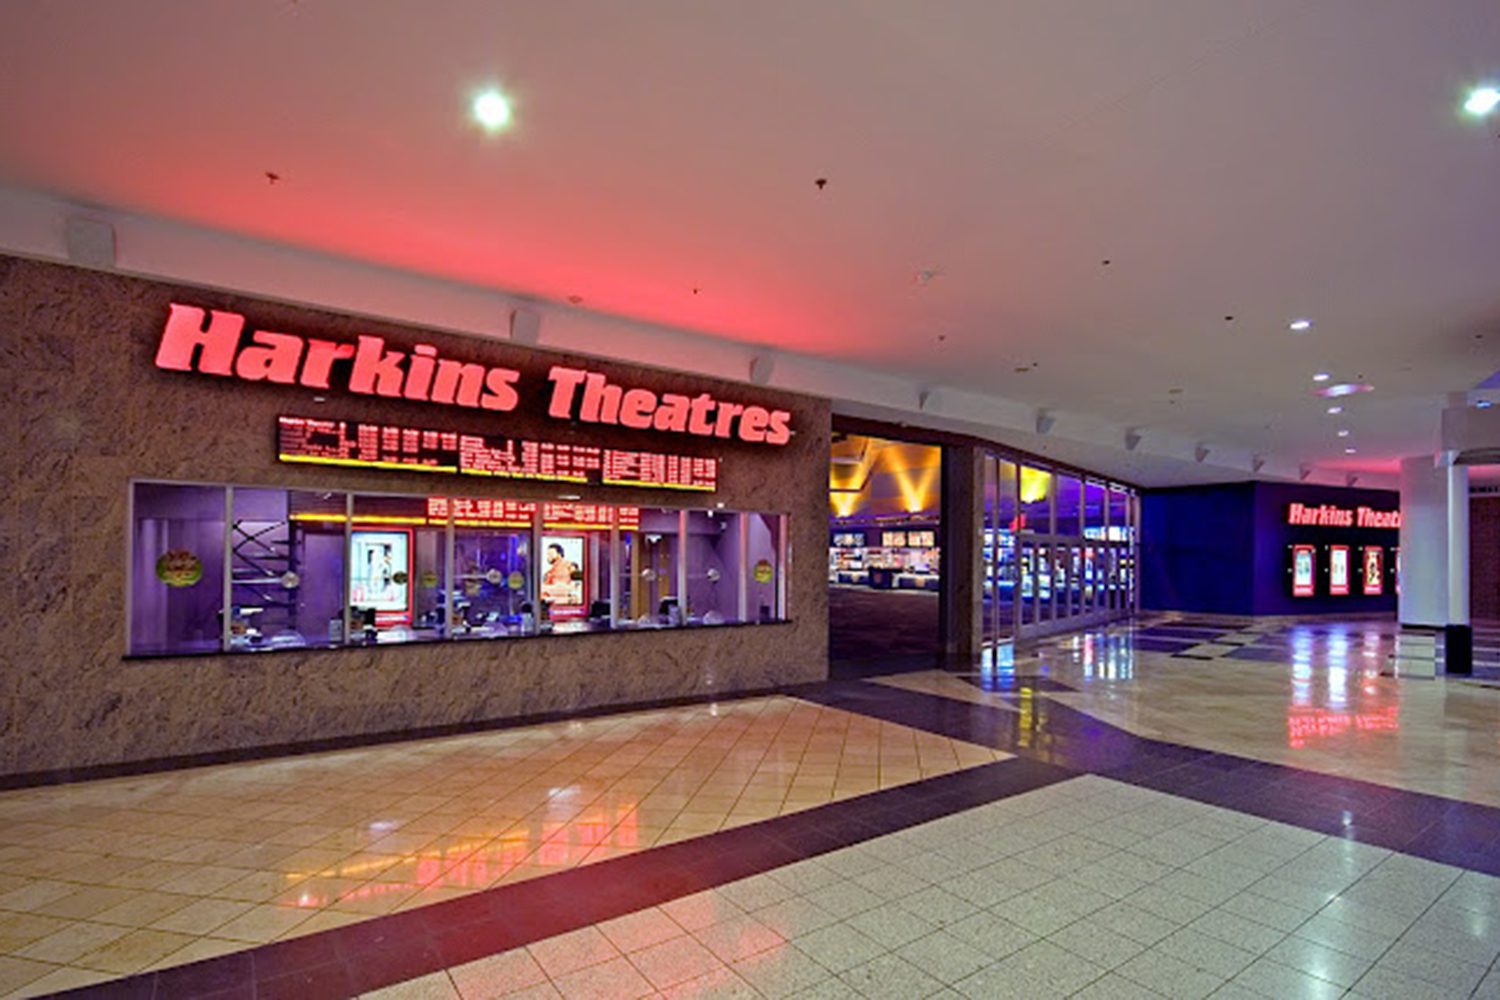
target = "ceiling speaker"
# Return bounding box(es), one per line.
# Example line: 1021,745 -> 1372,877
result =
1194,444 -> 1210,463
1035,410 -> 1055,435
508,307 -> 541,346
749,354 -> 775,386
1251,455 -> 1266,473
1123,429 -> 1143,452
64,216 -> 115,269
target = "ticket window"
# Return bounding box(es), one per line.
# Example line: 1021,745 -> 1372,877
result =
686,510 -> 744,624
129,483 -> 228,656
452,525 -> 531,637
230,487 -> 346,651
349,494 -> 446,643
746,512 -> 785,623
627,509 -> 683,625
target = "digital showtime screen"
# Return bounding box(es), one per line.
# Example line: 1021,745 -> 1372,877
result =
278,415 -> 718,491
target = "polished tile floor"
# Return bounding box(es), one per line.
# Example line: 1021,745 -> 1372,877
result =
1007,616 -> 1500,807
5,615 -> 1500,998
361,775 -> 1500,1000
0,698 -> 1003,997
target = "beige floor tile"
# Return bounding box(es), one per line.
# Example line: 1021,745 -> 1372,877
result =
87,891 -> 196,929
2,960 -> 113,999
0,881 -> 76,914
277,908 -> 368,939
148,896 -> 256,935
210,869 -> 300,903
13,920 -> 132,965
211,904 -> 317,943
74,927 -> 200,975
145,935 -> 249,971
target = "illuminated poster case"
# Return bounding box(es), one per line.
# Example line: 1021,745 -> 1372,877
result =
1328,545 -> 1350,596
1291,544 -> 1316,598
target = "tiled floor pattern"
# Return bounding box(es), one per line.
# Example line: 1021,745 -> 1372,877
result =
960,618 -> 1500,808
362,775 -> 1500,999
0,697 -> 1004,997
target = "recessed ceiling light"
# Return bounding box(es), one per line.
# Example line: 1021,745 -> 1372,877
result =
1318,382 -> 1374,398
1289,319 -> 1313,332
1312,372 -> 1331,382
1327,405 -> 1344,415
1345,447 -> 1357,454
471,88 -> 514,132
1479,400 -> 1494,409
1464,85 -> 1500,117
1337,429 -> 1350,438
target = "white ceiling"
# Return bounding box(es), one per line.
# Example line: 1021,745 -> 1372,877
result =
1,0 -> 1498,485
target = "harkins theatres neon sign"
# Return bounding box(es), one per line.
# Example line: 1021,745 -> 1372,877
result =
154,304 -> 794,446
1286,502 -> 1401,529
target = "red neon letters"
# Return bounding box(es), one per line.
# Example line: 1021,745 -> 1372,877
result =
545,366 -> 793,446
1286,503 -> 1401,529
156,305 -> 521,411
155,304 -> 794,446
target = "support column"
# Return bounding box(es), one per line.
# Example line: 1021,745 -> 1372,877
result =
939,445 -> 983,669
1397,454 -> 1471,676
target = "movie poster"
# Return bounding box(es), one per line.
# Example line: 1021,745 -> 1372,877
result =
1329,545 -> 1350,596
1363,546 -> 1384,596
1292,545 -> 1316,598
540,535 -> 586,614
350,530 -> 411,619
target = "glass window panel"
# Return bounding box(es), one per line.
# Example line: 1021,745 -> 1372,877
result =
229,487 -> 345,651
686,510 -> 743,624
130,482 -> 226,656
349,494 -> 446,644
746,512 -> 785,622
1084,481 -> 1107,538
453,517 -> 532,639
1018,467 -> 1051,535
634,509 -> 683,626
1054,475 -> 1081,538
1109,489 -> 1130,543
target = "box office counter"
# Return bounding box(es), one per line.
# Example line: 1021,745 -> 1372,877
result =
0,255 -> 831,778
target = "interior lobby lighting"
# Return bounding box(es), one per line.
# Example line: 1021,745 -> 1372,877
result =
1312,373 -> 1331,382
1464,85 -> 1500,117
1289,319 -> 1313,332
1327,405 -> 1344,414
1337,429 -> 1350,437
1345,447 -> 1357,454
471,88 -> 514,132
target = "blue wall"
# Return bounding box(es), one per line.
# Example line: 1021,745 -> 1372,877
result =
1143,481 -> 1399,616
1141,483 -> 1256,614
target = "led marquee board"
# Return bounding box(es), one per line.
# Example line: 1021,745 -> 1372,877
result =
278,415 -> 718,491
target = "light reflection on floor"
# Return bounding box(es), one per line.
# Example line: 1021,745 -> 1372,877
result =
0,697 -> 1005,993
890,615 -> 1500,808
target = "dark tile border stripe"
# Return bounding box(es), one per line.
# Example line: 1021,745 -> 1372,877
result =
794,680 -> 1500,879
44,674 -> 1500,999
55,755 -> 1075,1000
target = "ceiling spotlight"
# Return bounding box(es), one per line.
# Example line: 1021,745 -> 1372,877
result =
1337,429 -> 1350,438
1318,382 -> 1374,398
1312,372 -> 1331,382
1464,85 -> 1500,118
1289,319 -> 1313,332
1327,405 -> 1344,415
1479,400 -> 1494,409
1345,447 -> 1357,454
471,88 -> 514,132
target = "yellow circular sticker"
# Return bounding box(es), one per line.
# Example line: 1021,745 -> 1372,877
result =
753,560 -> 774,584
507,571 -> 526,590
155,550 -> 203,588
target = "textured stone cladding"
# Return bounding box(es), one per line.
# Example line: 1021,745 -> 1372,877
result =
0,255 -> 831,777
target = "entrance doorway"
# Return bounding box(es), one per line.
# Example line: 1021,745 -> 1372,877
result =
828,432 -> 942,675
